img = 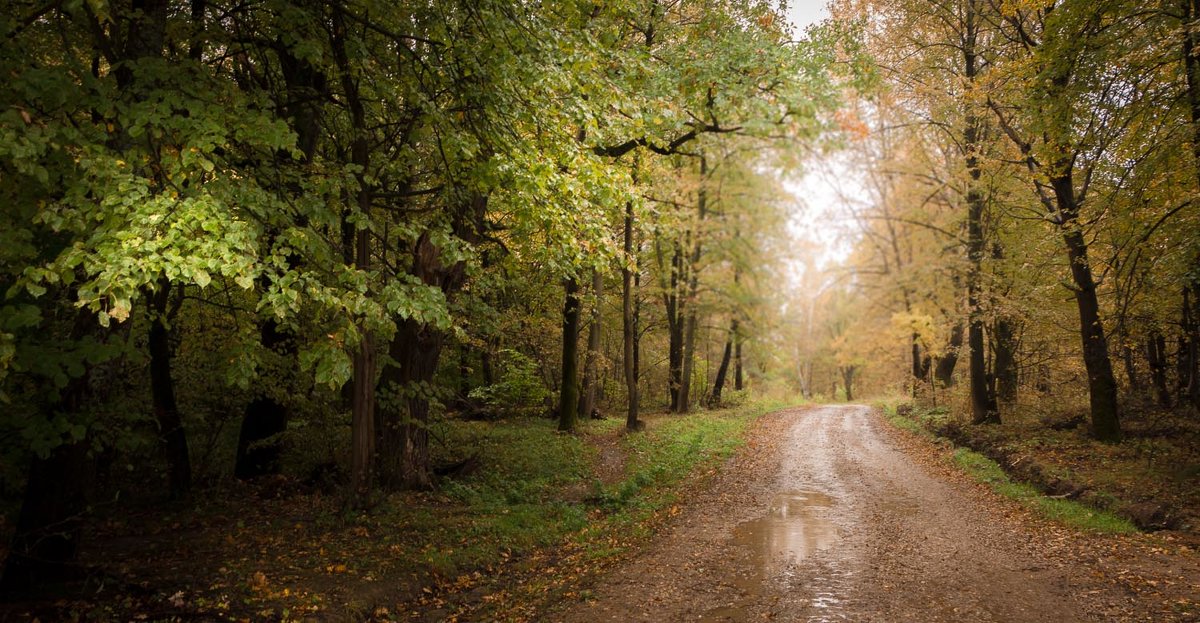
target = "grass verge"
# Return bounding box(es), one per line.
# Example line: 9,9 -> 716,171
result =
950,447 -> 1136,533
431,399 -> 785,574
588,400 -> 780,529
455,398 -> 788,619
879,401 -> 1137,535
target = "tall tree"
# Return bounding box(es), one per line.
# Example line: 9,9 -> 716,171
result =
987,2 -> 1139,441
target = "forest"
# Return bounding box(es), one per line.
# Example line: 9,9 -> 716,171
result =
0,0 -> 1197,621
799,0 -> 1200,433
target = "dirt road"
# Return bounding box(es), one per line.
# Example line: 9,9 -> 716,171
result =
553,405 -> 1200,622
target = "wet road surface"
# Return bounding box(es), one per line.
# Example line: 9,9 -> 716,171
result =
555,405 -> 1091,622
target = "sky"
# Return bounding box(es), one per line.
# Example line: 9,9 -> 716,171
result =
779,1 -> 858,283
785,1 -> 831,34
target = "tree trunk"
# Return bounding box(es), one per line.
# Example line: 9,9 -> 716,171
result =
623,200 -> 642,431
457,348 -> 471,407
966,189 -> 998,424
798,361 -> 813,399
633,268 -> 643,396
934,322 -> 963,387
679,310 -> 699,412
0,442 -> 90,594
1175,330 -> 1191,402
558,276 -> 582,432
911,336 -> 931,389
578,269 -> 604,420
991,241 -> 1018,404
734,333 -> 744,391
112,0 -> 186,501
234,321 -> 289,479
1183,286 -> 1200,408
234,4 -> 324,481
375,220 -> 471,489
2,310 -> 98,593
147,279 -> 190,500
677,157 -> 708,413
963,3 -> 999,425
349,220 -> 375,496
481,342 -> 495,386
993,317 -> 1018,404
1035,364 -> 1052,394
377,320 -> 442,490
351,332 -> 375,495
1121,340 -> 1141,393
1115,273 -> 1140,394
1054,172 -> 1121,441
124,0 -> 250,484
1181,0 -> 1200,409
1147,331 -> 1173,408
985,5 -> 1120,439
666,241 -> 684,411
709,318 -> 736,406
333,7 -> 376,498
840,366 -> 856,401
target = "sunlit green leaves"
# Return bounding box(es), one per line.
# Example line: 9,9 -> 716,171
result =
0,0 -> 856,463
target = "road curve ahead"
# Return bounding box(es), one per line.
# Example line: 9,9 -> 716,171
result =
556,405 -> 1095,622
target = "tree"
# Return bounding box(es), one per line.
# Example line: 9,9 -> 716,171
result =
819,0 -> 1198,431
985,2 -> 1153,441
1,0 -> 300,587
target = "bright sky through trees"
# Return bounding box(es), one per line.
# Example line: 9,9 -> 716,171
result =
784,2 -> 859,281
786,1 -> 831,34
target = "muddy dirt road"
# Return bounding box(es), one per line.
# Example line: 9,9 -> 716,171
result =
554,405 -> 1200,622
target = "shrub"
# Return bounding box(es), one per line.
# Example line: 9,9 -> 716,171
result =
468,349 -> 549,415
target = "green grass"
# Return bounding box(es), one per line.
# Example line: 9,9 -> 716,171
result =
951,447 -> 1137,534
374,416 -> 598,575
379,400 -> 786,579
881,401 -> 1137,534
877,399 -> 937,439
592,402 -> 770,515
883,407 -> 927,437
566,400 -> 790,564
425,399 -> 789,619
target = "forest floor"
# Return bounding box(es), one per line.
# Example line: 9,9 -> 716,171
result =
897,398 -> 1200,534
549,405 -> 1200,622
0,402 -> 776,622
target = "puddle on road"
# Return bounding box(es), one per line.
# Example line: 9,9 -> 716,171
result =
699,490 -> 844,623
734,490 -> 839,569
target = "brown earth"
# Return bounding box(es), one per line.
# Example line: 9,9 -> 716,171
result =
549,405 -> 1200,622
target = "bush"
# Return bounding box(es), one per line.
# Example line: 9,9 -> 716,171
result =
722,388 -> 750,407
468,349 -> 549,415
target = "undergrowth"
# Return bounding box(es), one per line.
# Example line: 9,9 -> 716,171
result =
585,401 -> 777,534
442,399 -> 790,618
950,447 -> 1136,533
411,403 -> 774,576
878,400 -> 1137,534
426,400 -> 789,579
42,400 -> 793,622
